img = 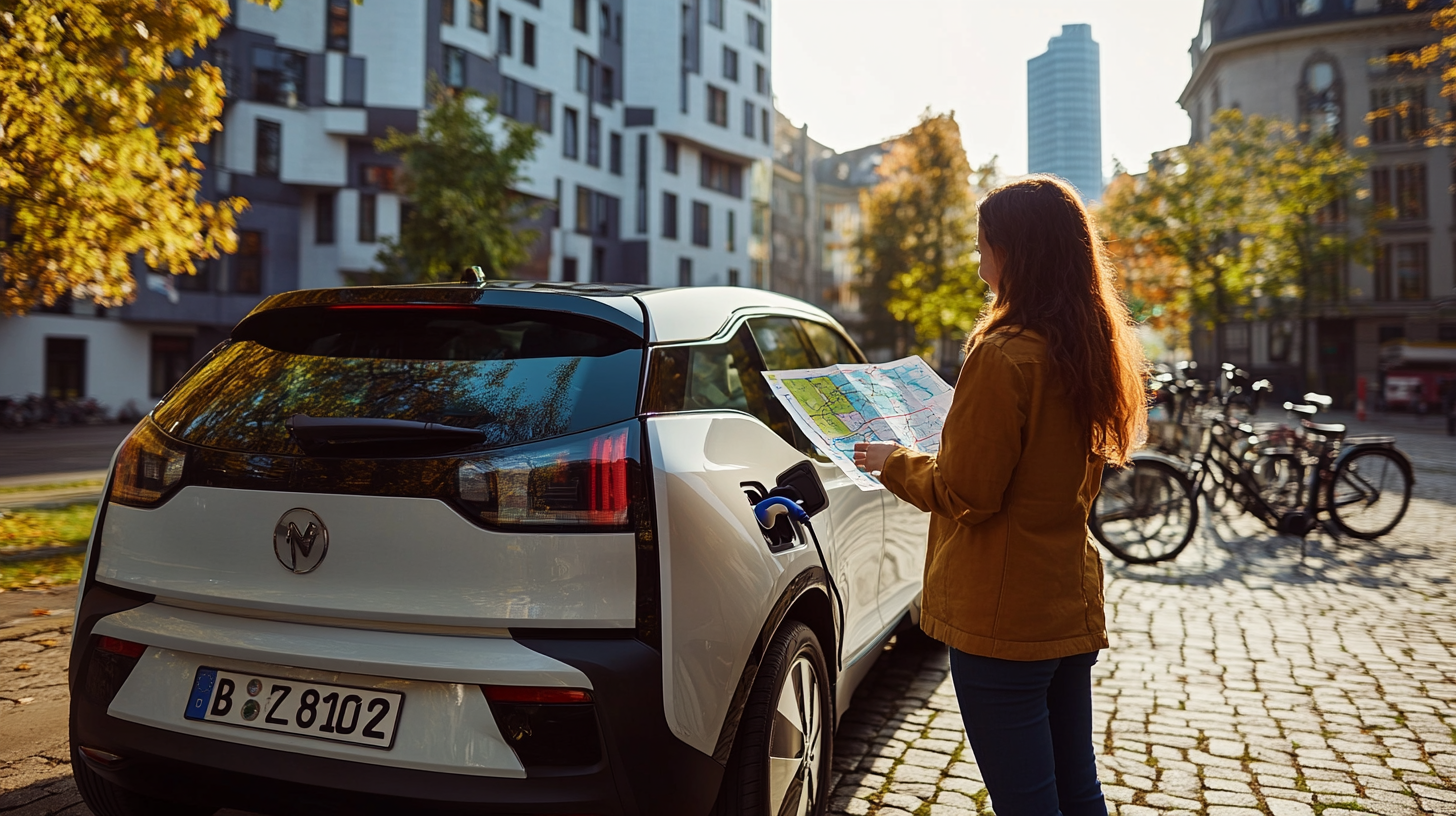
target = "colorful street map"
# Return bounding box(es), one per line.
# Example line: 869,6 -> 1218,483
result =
762,356 -> 954,491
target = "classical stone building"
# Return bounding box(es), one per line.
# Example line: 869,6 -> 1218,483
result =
1181,0 -> 1456,405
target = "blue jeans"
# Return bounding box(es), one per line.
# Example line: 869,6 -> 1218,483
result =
949,649 -> 1106,816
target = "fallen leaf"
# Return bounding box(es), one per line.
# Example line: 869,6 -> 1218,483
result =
30,609 -> 51,616
14,664 -> 30,671
35,639 -> 57,648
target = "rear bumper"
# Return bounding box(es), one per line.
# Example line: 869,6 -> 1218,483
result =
70,582 -> 723,815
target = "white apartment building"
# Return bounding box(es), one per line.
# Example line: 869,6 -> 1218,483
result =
0,0 -> 774,414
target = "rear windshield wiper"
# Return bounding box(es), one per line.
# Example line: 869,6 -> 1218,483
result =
286,414 -> 487,457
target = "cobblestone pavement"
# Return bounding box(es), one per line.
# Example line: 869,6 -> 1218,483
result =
2,418 -> 1453,816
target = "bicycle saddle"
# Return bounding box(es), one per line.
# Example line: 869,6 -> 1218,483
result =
1300,417 -> 1347,437
1283,402 -> 1319,416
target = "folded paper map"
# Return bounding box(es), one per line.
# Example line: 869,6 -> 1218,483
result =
762,356 -> 954,491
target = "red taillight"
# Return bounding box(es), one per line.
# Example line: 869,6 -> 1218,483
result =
455,423 -> 636,529
98,636 -> 146,658
111,421 -> 187,508
482,685 -> 593,704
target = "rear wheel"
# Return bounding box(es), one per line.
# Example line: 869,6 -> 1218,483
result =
72,746 -> 216,816
1091,459 -> 1198,564
1326,447 -> 1412,539
715,621 -> 831,816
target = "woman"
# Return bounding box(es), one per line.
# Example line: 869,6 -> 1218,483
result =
854,175 -> 1146,816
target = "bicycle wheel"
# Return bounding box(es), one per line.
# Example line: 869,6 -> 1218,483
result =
1253,452 -> 1303,511
1091,458 -> 1199,564
1326,447 -> 1412,539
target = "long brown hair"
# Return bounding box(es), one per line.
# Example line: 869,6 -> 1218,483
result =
970,175 -> 1147,466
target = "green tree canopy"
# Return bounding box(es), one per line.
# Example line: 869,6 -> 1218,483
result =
856,111 -> 990,366
373,83 -> 542,283
0,0 -> 245,314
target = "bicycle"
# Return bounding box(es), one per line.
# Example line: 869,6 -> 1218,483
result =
1092,386 -> 1414,564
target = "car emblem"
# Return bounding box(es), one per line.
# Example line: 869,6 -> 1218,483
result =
273,508 -> 329,574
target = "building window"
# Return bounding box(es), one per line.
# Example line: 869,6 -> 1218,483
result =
746,15 -> 764,51
255,119 -> 281,178
1300,58 -> 1341,136
501,76 -> 520,118
1369,86 -> 1424,143
678,257 -> 692,287
326,0 -> 350,51
692,201 -> 710,247
600,66 -> 615,103
562,256 -> 578,281
755,64 -> 768,95
1372,167 -> 1391,215
315,192 -> 336,244
636,134 -> 648,233
743,100 -> 755,138
700,155 -> 744,197
723,46 -> 739,82
234,231 -> 263,294
610,132 -> 623,175
761,108 -> 769,144
150,335 -> 194,398
573,0 -> 588,32
727,210 -> 736,252
523,21 -> 537,66
600,2 -> 611,37
563,107 -> 579,159
361,164 -> 397,191
1396,243 -> 1428,300
576,51 -> 594,94
535,90 -> 553,132
728,268 -> 740,286
469,0 -> 488,31
707,0 -> 724,28
445,46 -> 466,89
1395,163 -> 1426,219
498,11 -> 513,55
707,85 -> 728,127
576,186 -> 592,234
44,338 -> 86,399
441,0 -> 455,25
251,46 -> 306,107
752,259 -> 765,288
587,117 -> 601,166
358,193 -> 377,243
663,192 -> 678,239
665,139 -> 679,174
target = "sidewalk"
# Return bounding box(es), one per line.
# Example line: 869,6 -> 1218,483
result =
0,425 -> 131,480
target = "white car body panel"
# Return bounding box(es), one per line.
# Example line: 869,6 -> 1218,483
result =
636,288 -> 839,344
96,488 -> 637,628
648,412 -> 886,756
107,646 -> 528,778
880,493 -> 930,622
93,604 -> 593,687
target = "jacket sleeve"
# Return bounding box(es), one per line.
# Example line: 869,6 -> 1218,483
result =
878,343 -> 1027,528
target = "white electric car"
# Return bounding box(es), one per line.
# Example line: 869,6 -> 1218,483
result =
69,281 -> 928,816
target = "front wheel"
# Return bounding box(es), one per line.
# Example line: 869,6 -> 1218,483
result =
1091,458 -> 1198,564
1326,447 -> 1412,539
714,621 -> 831,816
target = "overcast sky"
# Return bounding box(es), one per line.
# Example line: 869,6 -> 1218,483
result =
771,0 -> 1206,177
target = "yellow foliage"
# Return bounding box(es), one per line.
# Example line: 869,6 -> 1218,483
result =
0,0 -> 246,314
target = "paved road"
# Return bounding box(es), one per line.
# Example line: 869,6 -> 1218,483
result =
0,426 -> 132,480
1,415 -> 1453,815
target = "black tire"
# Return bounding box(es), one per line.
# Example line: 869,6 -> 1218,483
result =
1091,458 -> 1198,564
1326,447 -> 1412,539
72,746 -> 216,816
714,621 -> 831,816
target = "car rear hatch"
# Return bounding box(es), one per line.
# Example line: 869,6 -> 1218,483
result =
94,288 -> 650,630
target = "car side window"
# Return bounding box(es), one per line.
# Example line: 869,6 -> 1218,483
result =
799,320 -> 865,366
749,318 -> 815,371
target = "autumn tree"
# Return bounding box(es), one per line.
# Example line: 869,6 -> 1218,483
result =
372,83 -> 542,283
1379,0 -> 1456,141
856,111 -> 989,368
0,0 -> 245,314
1098,110 -> 1372,361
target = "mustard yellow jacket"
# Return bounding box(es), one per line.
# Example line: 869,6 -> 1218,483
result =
880,329 -> 1109,661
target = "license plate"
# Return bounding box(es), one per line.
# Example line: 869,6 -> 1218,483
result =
184,667 -> 403,750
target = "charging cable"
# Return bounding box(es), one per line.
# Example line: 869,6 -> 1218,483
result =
754,497 -> 846,670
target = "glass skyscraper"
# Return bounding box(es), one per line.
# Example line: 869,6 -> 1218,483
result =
1027,24 -> 1103,203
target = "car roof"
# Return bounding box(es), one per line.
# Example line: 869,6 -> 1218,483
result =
245,281 -> 842,346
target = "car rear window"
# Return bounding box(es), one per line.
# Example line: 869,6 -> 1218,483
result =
152,305 -> 645,455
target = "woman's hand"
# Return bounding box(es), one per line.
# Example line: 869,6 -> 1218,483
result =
852,441 -> 901,475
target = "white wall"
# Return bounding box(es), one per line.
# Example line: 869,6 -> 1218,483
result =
0,315 -> 160,414
353,2 -> 428,109
235,1 -> 325,52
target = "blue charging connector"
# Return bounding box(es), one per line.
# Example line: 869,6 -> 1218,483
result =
752,495 -> 844,670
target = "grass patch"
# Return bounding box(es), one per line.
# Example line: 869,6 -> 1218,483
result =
0,553 -> 85,589
0,479 -> 103,496
0,503 -> 97,551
